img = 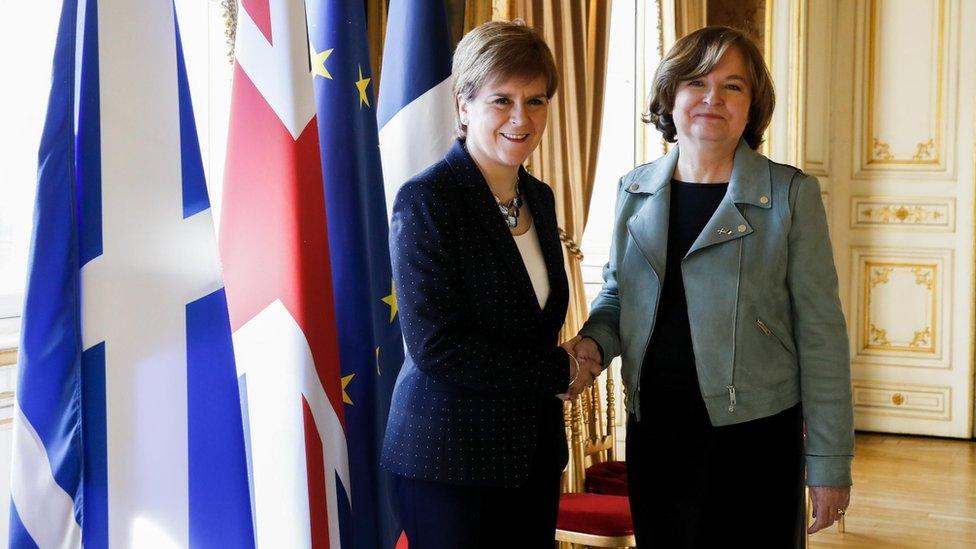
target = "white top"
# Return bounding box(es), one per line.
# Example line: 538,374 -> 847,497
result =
513,222 -> 550,309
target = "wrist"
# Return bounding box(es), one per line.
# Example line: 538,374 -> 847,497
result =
567,353 -> 580,387
581,336 -> 605,365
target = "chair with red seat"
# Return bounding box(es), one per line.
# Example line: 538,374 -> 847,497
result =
555,368 -> 635,548
577,368 -> 628,497
584,460 -> 627,496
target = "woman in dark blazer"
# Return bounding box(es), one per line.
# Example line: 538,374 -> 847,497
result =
381,21 -> 583,548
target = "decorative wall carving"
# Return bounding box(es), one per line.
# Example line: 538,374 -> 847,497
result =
851,247 -> 952,369
852,197 -> 954,230
862,261 -> 938,354
855,0 -> 953,175
853,380 -> 951,420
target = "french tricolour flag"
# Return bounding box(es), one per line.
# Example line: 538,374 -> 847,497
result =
10,0 -> 254,547
377,0 -> 456,214
376,3 -> 453,547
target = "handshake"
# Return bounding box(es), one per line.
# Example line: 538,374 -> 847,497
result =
556,336 -> 604,401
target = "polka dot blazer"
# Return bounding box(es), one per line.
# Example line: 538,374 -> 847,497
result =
381,140 -> 570,487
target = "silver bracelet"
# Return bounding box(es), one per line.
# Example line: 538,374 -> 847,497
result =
567,352 -> 580,387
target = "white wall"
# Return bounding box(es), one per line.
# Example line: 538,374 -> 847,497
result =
0,0 -> 65,540
0,0 -> 62,349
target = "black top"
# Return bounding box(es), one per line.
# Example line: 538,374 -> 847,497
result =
641,180 -> 729,398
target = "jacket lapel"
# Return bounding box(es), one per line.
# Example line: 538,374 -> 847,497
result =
445,140 -> 539,308
685,140 -> 772,258
626,145 -> 678,282
684,198 -> 751,257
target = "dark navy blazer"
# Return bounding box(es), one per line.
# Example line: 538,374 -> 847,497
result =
381,140 -> 570,487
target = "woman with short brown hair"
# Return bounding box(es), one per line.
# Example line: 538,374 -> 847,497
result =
382,20 -> 584,548
645,25 -> 774,149
572,26 -> 853,547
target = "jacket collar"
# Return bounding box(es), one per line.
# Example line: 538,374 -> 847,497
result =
444,139 -> 562,314
626,139 -> 772,210
625,139 -> 772,275
727,140 -> 772,209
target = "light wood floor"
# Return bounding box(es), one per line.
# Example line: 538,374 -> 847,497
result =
808,433 -> 976,548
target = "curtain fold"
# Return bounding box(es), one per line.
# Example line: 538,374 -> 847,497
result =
366,0 -> 387,90
519,0 -> 612,340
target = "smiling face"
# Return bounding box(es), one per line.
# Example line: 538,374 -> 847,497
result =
671,46 -> 752,151
457,72 -> 550,176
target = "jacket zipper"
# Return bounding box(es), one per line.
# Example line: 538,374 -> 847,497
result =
727,239 -> 744,413
756,318 -> 773,336
635,269 -> 663,419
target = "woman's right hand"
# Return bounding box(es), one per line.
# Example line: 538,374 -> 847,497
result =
558,337 -> 604,399
808,485 -> 851,534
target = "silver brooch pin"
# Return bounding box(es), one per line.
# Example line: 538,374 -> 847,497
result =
717,228 -> 733,235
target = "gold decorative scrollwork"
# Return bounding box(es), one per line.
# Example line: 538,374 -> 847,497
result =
868,324 -> 890,347
869,267 -> 893,287
853,198 -> 952,229
860,258 -> 940,356
912,267 -> 935,290
909,327 -> 931,348
861,205 -> 934,224
872,138 -> 894,161
861,0 -> 946,170
912,138 -> 935,161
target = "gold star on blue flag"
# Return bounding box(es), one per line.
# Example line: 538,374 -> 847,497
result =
382,281 -> 397,321
308,0 -> 406,546
341,374 -> 355,405
311,47 -> 334,79
356,65 -> 371,108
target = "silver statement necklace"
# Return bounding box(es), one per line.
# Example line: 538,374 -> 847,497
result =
494,181 -> 523,228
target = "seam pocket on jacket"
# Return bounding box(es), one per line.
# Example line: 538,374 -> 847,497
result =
756,318 -> 795,356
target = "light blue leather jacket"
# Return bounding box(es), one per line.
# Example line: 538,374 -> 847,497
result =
579,140 -> 854,486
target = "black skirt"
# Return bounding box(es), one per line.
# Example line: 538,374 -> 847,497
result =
626,392 -> 805,548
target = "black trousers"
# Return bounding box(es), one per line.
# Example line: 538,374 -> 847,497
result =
394,422 -> 563,549
626,396 -> 805,548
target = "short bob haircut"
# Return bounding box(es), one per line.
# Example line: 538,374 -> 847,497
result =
452,20 -> 559,138
644,26 -> 774,150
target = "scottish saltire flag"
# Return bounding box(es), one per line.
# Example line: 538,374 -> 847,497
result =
10,0 -> 254,547
377,0 -> 456,216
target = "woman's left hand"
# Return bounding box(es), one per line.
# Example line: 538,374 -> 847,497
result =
808,485 -> 851,534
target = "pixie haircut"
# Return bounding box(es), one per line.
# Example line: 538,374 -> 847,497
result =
452,20 -> 559,138
644,26 -> 774,150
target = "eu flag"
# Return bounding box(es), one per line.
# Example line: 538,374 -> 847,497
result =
307,1 -> 405,547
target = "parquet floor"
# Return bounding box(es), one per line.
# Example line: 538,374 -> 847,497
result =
808,433 -> 976,548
